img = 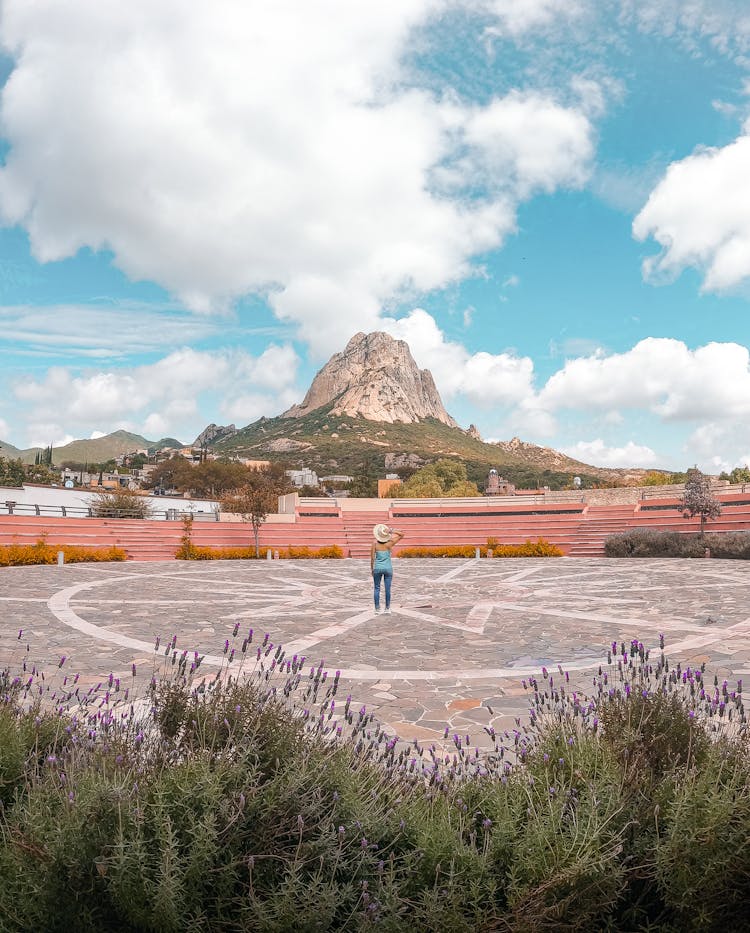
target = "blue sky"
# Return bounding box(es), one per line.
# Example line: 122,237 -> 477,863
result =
2,0 -> 750,472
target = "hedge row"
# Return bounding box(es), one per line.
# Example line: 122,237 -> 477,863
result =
176,543 -> 345,560
0,541 -> 127,566
605,528 -> 750,558
398,538 -> 563,558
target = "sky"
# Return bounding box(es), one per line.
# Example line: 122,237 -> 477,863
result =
2,1 -> 750,472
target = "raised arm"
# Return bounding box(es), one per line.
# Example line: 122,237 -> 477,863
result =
387,529 -> 404,549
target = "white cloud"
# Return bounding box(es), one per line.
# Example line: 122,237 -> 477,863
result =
633,124 -> 750,291
221,388 -> 301,425
481,0 -> 585,38
538,338 -> 750,420
561,438 -> 658,468
13,345 -> 301,445
619,0 -> 750,57
0,302 -> 219,358
382,308 -> 535,407
0,417 -> 9,439
25,427 -> 75,450
0,0 -> 595,354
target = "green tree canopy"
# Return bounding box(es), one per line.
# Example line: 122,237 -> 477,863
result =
0,457 -> 26,488
390,459 -> 481,498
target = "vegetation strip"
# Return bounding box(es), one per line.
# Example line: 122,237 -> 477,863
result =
0,629 -> 747,930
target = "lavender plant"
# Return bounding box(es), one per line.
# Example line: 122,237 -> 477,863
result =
0,626 -> 748,931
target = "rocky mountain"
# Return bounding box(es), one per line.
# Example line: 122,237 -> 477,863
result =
202,330 -> 662,488
193,423 -> 237,448
283,331 -> 458,427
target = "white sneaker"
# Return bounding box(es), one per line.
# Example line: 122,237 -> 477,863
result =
383,608 -> 391,614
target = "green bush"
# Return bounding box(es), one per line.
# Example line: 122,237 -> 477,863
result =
0,632 -> 747,930
605,528 -> 750,558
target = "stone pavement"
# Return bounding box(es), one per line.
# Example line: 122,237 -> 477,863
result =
2,557 -> 749,748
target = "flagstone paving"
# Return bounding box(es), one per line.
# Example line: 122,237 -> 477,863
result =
2,557 -> 749,748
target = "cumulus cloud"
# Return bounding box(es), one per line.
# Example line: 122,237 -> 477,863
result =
0,0 -> 595,354
0,416 -> 9,439
13,345 -> 301,445
561,438 -> 658,468
633,123 -> 750,292
382,308 -> 535,407
538,338 -> 750,420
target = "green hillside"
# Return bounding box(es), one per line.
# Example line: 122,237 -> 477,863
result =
0,431 -> 183,465
0,440 -> 28,460
213,407 -> 645,489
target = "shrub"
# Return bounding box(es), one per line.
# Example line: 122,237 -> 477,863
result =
605,528 -> 750,558
398,538 -> 563,558
0,630 -> 748,930
90,487 -> 152,519
0,540 -> 127,566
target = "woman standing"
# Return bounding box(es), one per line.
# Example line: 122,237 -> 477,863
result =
371,523 -> 404,614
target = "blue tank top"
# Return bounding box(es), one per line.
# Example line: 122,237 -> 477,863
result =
373,548 -> 392,571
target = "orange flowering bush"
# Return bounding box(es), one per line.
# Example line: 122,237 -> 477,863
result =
0,540 -> 126,566
398,538 -> 563,558
176,543 -> 344,560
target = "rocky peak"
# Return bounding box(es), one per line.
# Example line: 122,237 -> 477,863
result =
283,331 -> 458,427
193,423 -> 237,447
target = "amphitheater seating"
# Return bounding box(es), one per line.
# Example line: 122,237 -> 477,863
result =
3,493 -> 750,560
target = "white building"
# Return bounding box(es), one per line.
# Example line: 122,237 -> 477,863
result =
285,467 -> 319,487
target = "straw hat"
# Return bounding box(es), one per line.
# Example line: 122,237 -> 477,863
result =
373,523 -> 391,543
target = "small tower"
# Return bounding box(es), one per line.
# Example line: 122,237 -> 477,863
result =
485,468 -> 515,496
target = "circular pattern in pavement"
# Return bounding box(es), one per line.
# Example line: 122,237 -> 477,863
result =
3,557 -> 749,746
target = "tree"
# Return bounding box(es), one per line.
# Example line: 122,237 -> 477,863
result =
680,468 -> 722,534
347,472 -> 377,498
390,459 -> 481,498
0,457 -> 26,488
729,466 -> 750,485
221,468 -> 289,556
641,471 -> 672,487
190,460 -> 248,497
146,456 -> 196,494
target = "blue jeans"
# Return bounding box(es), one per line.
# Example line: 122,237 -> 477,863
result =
373,570 -> 392,610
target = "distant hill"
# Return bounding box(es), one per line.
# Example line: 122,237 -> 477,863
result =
0,440 -> 26,460
0,431 -> 183,465
212,406 -> 650,488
